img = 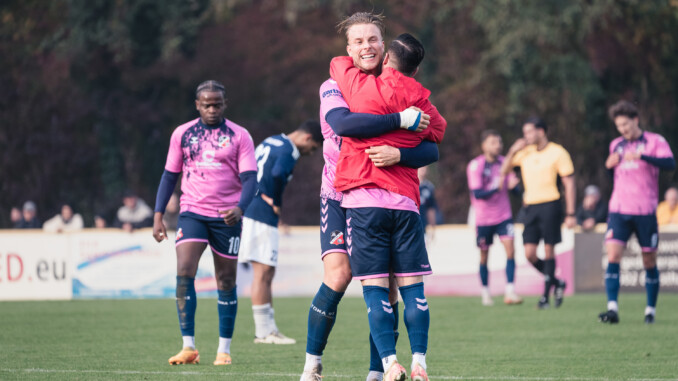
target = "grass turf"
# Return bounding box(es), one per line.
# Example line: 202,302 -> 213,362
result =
1,293 -> 677,380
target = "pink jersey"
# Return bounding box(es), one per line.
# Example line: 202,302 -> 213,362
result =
467,155 -> 515,226
342,188 -> 419,214
165,118 -> 257,218
608,131 -> 674,215
319,79 -> 347,202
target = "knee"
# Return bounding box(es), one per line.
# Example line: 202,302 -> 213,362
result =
216,275 -> 236,291
324,268 -> 352,292
642,253 -> 657,268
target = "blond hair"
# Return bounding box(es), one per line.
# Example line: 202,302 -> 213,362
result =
336,12 -> 385,39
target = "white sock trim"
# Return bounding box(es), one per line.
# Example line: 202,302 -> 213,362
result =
382,355 -> 397,373
217,337 -> 231,354
182,336 -> 195,349
645,306 -> 656,316
607,301 -> 619,312
304,353 -> 322,371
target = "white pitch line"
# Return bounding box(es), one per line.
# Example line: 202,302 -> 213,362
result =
1,369 -> 677,381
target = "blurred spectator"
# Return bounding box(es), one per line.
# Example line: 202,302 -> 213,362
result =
15,201 -> 41,229
162,193 -> 180,231
576,185 -> 607,231
94,214 -> 108,228
114,191 -> 153,232
43,204 -> 84,233
657,187 -> 678,226
10,207 -> 22,228
419,166 -> 439,240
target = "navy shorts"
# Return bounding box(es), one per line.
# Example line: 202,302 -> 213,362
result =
605,212 -> 658,252
522,200 -> 562,245
345,207 -> 431,279
176,211 -> 242,259
320,198 -> 347,258
476,218 -> 515,249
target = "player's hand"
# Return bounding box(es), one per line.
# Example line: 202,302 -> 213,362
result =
260,193 -> 281,215
623,150 -> 641,162
152,212 -> 167,242
508,138 -> 527,154
219,207 -> 243,226
565,215 -> 576,229
605,153 -> 621,169
399,106 -> 430,132
496,175 -> 505,190
582,218 -> 595,231
366,145 -> 401,167
507,175 -> 521,190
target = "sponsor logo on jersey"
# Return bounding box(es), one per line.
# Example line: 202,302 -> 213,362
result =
330,230 -> 344,245
321,88 -> 343,98
197,150 -> 222,168
218,135 -> 231,148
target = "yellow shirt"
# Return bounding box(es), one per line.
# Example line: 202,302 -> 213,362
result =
656,201 -> 678,226
511,142 -> 574,205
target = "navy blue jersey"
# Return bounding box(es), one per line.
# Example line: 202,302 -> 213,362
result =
244,134 -> 300,227
419,179 -> 438,227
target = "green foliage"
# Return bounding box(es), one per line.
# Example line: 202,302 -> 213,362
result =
1,0 -> 678,226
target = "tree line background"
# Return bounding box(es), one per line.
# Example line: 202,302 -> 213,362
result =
1,0 -> 677,227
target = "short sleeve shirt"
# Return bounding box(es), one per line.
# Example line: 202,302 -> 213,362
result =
165,118 -> 257,218
467,155 -> 515,226
608,131 -> 674,215
511,142 -> 574,205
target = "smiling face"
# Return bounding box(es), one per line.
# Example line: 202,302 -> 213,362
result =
346,23 -> 385,75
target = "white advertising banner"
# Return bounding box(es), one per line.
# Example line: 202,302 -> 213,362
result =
0,225 -> 574,300
0,230 -> 72,300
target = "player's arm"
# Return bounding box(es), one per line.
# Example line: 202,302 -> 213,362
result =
639,155 -> 676,170
501,139 -> 526,175
326,106 -> 428,138
153,131 -> 183,242
467,159 -> 496,199
561,174 -> 576,228
375,140 -> 439,168
417,99 -> 447,143
268,153 -> 296,208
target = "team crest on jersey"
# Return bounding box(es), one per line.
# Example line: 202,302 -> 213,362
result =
218,135 -> 231,148
176,228 -> 184,240
190,136 -> 199,145
330,230 -> 344,245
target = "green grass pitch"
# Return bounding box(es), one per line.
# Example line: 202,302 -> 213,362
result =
1,294 -> 677,380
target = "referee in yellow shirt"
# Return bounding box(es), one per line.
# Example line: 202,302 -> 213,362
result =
502,117 -> 576,309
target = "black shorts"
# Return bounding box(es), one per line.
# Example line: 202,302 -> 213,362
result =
521,200 -> 562,245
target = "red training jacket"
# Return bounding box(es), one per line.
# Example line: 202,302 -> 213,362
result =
330,56 -> 447,206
